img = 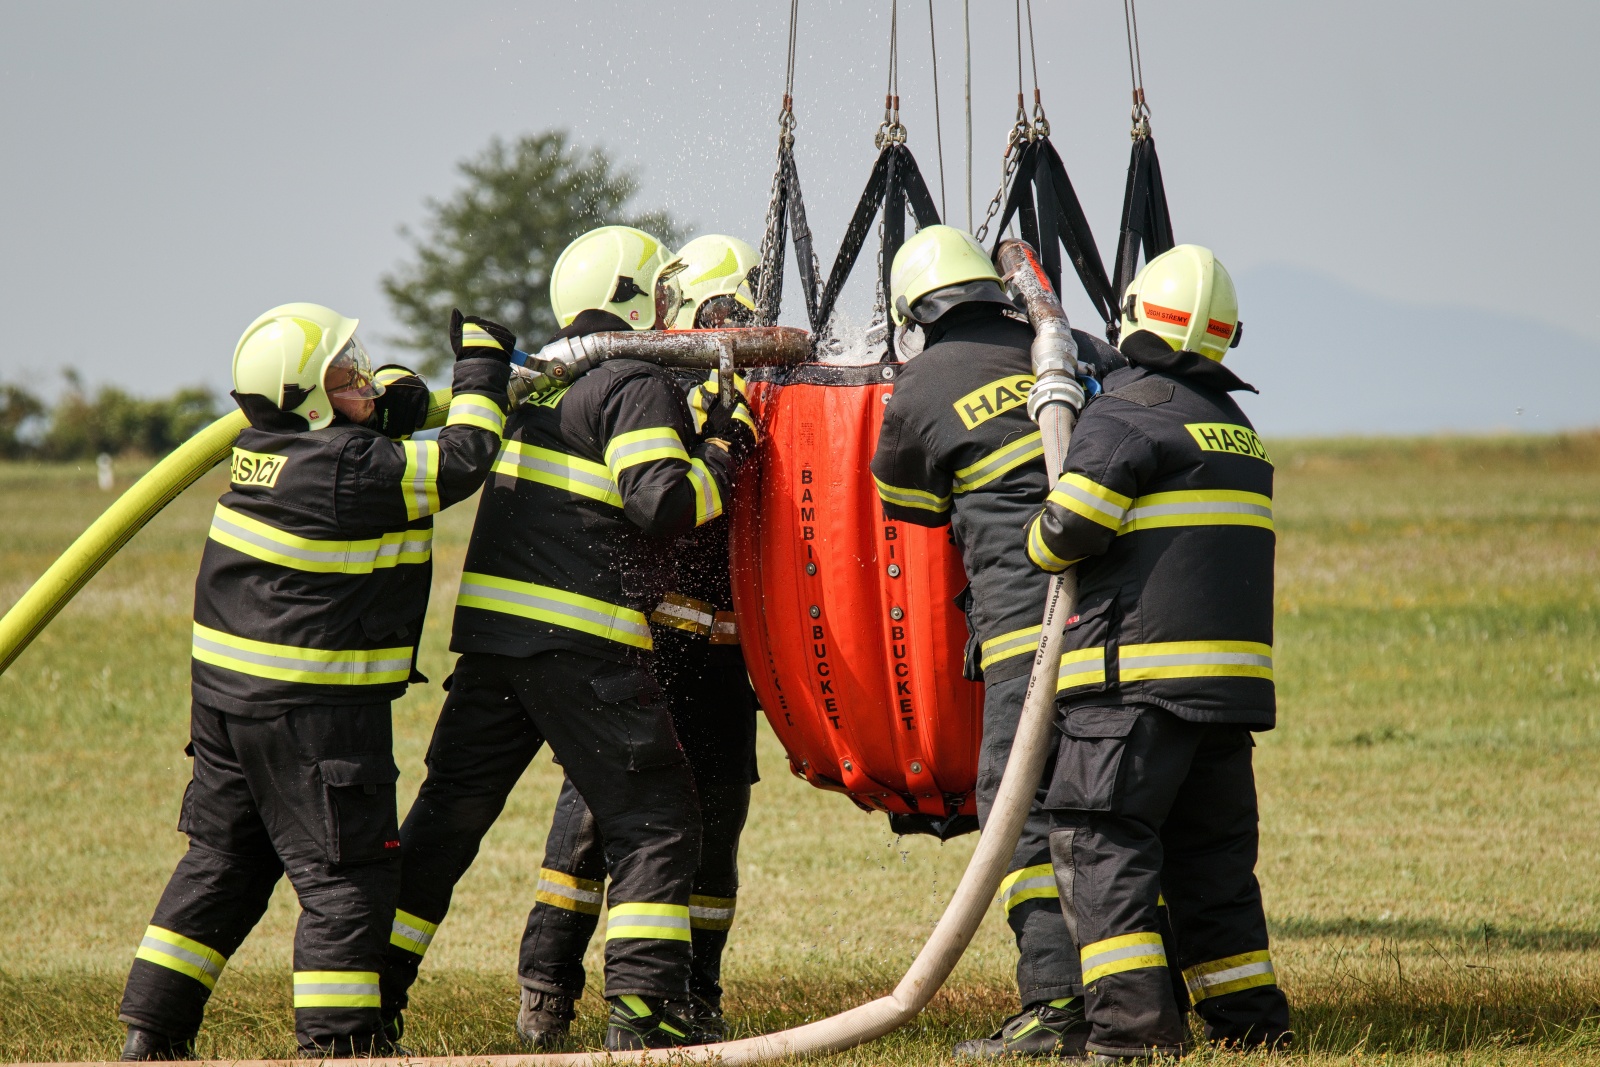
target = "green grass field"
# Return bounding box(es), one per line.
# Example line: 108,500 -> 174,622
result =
3,434 -> 1600,1064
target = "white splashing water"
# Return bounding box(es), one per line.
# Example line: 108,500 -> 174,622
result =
814,310 -> 924,365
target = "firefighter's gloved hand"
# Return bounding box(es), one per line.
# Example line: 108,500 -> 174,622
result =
700,386 -> 758,468
449,309 -> 516,364
686,373 -> 750,434
370,365 -> 431,438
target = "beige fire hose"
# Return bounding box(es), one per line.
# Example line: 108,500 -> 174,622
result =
8,296 -> 1083,1066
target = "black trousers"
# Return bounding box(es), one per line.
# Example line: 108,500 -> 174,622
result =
1046,704 -> 1291,1056
519,636 -> 757,1004
976,671 -> 1083,1006
119,701 -> 401,1053
382,649 -> 701,1013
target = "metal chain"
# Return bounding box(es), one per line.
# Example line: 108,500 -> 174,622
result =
973,98 -> 1030,244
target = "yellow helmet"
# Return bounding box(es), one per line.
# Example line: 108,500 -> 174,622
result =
888,224 -> 1006,325
550,225 -> 682,331
1119,244 -> 1241,361
232,303 -> 378,430
671,234 -> 758,328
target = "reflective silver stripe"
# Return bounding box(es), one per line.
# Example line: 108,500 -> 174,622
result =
687,457 -> 723,524
1083,939 -> 1167,972
605,429 -> 688,470
609,913 -> 690,931
496,443 -> 622,502
953,431 -> 1043,494
1123,500 -> 1272,522
191,632 -> 411,678
210,510 -> 379,566
538,877 -> 602,905
391,918 -> 434,950
1121,651 -> 1273,670
138,935 -> 223,980
403,440 -> 440,520
296,981 -> 376,996
1051,480 -> 1129,524
999,873 -> 1055,907
457,577 -> 653,646
979,626 -> 1042,669
688,904 -> 735,922
1191,959 -> 1274,993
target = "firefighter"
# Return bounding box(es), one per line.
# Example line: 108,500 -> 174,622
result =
381,226 -> 759,1051
869,225 -> 1123,1058
514,234 -> 762,1049
1026,244 -> 1292,1058
117,304 -> 511,1059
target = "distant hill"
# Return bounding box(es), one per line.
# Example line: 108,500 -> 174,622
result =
1225,265 -> 1600,436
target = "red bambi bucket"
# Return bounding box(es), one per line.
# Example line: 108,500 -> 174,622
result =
730,363 -> 983,822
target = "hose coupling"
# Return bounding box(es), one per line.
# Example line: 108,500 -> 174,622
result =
1030,318 -> 1081,380
529,334 -> 607,387
1028,371 -> 1085,422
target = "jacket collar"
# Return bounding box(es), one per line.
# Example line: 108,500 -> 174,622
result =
1119,330 -> 1257,393
548,308 -> 633,344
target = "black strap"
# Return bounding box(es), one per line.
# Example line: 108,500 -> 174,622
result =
755,140 -> 826,332
989,137 -> 1118,335
1112,135 -> 1175,305
814,143 -> 942,356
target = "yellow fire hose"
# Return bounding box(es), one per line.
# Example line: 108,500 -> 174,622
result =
0,391 -> 454,678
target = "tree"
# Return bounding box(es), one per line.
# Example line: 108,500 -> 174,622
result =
38,372 -> 217,459
382,131 -> 683,378
0,384 -> 45,459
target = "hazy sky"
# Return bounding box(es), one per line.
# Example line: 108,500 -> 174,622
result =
0,1 -> 1594,415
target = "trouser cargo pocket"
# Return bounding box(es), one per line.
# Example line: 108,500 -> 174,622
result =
1045,706 -> 1141,811
318,755 -> 400,866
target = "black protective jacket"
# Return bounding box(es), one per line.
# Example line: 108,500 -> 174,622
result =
869,305 -> 1123,684
450,311 -> 738,664
1025,331 -> 1276,726
191,358 -> 509,717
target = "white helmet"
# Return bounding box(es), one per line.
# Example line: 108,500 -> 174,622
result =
671,234 -> 759,328
549,225 -> 683,331
232,303 -> 380,430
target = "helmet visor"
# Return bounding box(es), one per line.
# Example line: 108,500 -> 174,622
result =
654,261 -> 687,330
694,294 -> 757,328
324,335 -> 385,399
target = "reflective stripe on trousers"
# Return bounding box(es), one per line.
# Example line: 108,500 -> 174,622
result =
191,623 -> 413,686
996,863 -> 1057,913
209,504 -> 431,573
604,902 -> 692,942
980,624 -> 1043,672
455,572 -> 653,650
389,909 -> 439,957
1081,932 -> 1167,984
135,925 -> 228,991
688,893 -> 737,931
292,970 -> 380,1009
535,867 -> 604,916
1183,949 -> 1277,1001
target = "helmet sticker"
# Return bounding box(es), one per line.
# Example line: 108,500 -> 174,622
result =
1206,318 -> 1235,339
1141,302 -> 1191,326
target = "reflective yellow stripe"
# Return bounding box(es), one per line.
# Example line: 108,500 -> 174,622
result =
1118,489 -> 1273,534
456,572 -> 653,650
605,427 -> 689,477
873,475 -> 951,514
445,392 -> 506,435
389,909 -> 439,957
209,504 -> 432,573
458,322 -> 506,351
134,926 -> 227,991
1027,515 -> 1078,573
980,624 -> 1043,671
401,440 -> 441,520
1046,473 -> 1132,531
492,440 -> 623,507
1057,647 -> 1107,692
1183,949 -> 1277,1002
535,868 -> 604,916
687,457 -> 724,525
952,431 -> 1043,494
1120,640 -> 1273,682
191,623 -> 413,686
689,893 -> 737,931
997,863 -> 1057,913
293,970 -> 380,1009
1081,932 -> 1167,984
374,366 -> 415,387
605,902 -> 692,942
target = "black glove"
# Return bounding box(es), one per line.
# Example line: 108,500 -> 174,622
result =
449,308 -> 516,363
700,384 -> 758,467
369,365 -> 431,438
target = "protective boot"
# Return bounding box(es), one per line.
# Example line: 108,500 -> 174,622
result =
604,995 -> 697,1050
120,1027 -> 195,1061
688,994 -> 726,1043
294,1032 -> 408,1059
516,988 -> 576,1050
952,998 -> 1090,1059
